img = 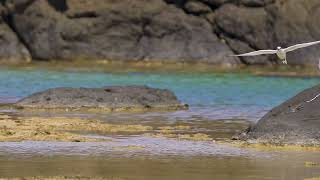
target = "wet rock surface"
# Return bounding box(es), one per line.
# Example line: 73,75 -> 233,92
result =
242,84 -> 320,146
0,0 -> 320,65
15,85 -> 187,111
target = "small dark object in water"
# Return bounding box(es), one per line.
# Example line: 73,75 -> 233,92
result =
104,88 -> 112,92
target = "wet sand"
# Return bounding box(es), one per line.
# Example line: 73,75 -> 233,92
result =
0,113 -> 152,142
1,146 -> 320,180
0,105 -> 251,143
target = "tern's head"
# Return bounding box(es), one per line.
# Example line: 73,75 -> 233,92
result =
277,46 -> 281,50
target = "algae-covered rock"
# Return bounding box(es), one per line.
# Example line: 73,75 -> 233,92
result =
243,84 -> 320,146
15,85 -> 188,111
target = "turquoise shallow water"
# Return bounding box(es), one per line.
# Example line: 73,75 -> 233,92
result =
0,67 -> 319,120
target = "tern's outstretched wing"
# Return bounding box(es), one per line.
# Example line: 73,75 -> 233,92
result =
230,50 -> 277,57
284,41 -> 320,52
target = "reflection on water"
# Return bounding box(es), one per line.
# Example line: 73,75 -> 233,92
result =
0,136 -> 262,157
1,146 -> 320,180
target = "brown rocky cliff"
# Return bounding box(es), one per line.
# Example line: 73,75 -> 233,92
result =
0,0 -> 319,65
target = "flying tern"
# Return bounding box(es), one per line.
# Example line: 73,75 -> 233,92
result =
230,41 -> 320,64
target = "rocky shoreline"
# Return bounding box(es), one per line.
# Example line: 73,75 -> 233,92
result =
0,0 -> 320,65
3,84 -> 320,149
5,83 -> 320,147
2,76 -> 320,148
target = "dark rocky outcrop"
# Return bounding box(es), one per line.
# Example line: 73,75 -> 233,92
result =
3,0 -> 238,64
0,0 -> 319,65
15,85 -> 188,111
241,84 -> 320,146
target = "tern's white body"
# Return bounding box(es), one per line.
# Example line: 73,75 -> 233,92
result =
230,40 -> 320,64
276,48 -> 285,59
276,48 -> 287,64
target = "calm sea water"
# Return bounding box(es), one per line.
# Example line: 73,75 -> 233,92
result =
0,66 -> 320,179
0,67 -> 319,120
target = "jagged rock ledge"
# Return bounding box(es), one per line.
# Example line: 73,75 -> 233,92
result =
14,85 -> 188,112
234,84 -> 320,147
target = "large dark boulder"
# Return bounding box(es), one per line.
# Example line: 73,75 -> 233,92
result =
216,4 -> 273,50
4,0 -> 239,64
15,85 -> 188,111
243,85 -> 320,146
215,4 -> 274,65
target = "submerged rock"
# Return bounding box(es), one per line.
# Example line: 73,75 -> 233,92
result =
241,84 -> 320,146
15,85 -> 188,111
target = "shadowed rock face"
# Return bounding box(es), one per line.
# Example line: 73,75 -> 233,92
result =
0,4 -> 30,63
15,85 -> 188,111
243,84 -> 320,146
0,0 -> 320,65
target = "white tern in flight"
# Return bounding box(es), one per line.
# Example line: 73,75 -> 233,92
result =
230,41 -> 320,64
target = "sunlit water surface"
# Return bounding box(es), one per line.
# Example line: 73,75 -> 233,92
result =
0,67 -> 320,179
